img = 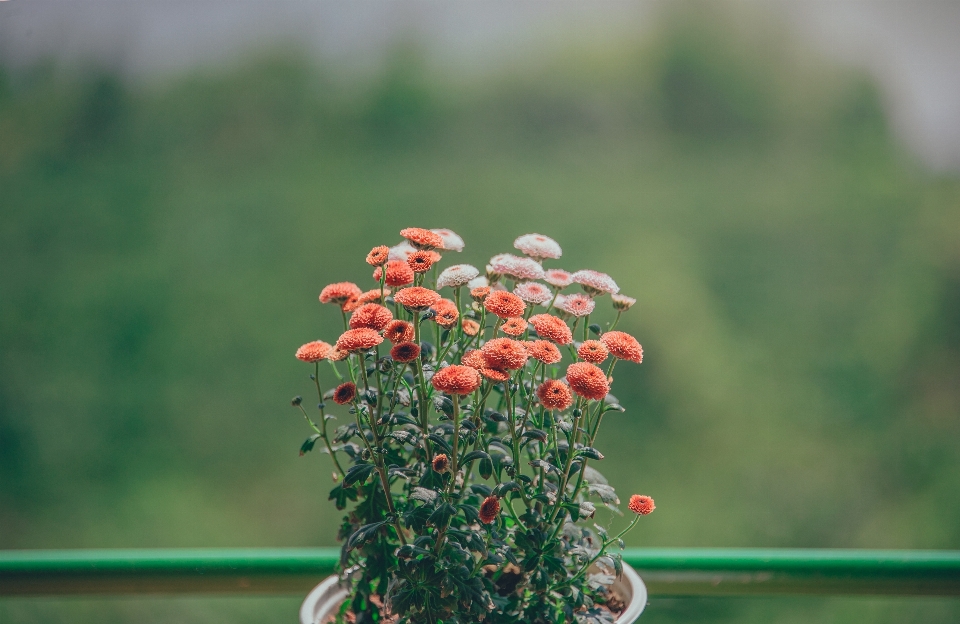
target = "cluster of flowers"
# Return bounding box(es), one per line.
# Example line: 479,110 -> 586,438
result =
293,228 -> 654,624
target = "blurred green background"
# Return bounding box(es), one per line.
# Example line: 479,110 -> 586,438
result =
1,3 -> 959,623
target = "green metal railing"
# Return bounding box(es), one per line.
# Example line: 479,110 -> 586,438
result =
2,548 -> 958,597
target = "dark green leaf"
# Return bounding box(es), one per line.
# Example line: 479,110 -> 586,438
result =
343,462 -> 376,487
299,434 -> 321,456
461,450 -> 491,464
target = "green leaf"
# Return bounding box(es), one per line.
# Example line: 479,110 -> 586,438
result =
493,481 -> 520,497
346,521 -> 387,551
299,434 -> 321,456
479,457 -> 493,480
427,434 -> 453,455
342,462 -> 376,487
577,447 -> 605,461
461,450 -> 491,464
427,502 -> 457,527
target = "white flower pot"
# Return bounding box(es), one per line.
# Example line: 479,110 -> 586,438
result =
300,563 -> 647,624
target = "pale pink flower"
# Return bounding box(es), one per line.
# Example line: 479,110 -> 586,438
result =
558,293 -> 596,317
572,269 -> 619,295
437,264 -> 480,289
513,281 -> 553,305
513,233 -> 562,260
388,240 -> 417,262
430,229 -> 465,252
611,293 -> 637,311
489,253 -> 545,281
467,276 -> 489,289
544,269 -> 573,288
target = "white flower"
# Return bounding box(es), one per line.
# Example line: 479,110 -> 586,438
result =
611,294 -> 637,311
514,281 -> 553,305
514,233 -> 562,260
437,264 -> 480,289
571,269 -> 619,295
431,228 -> 465,252
467,276 -> 489,289
388,240 -> 417,262
489,253 -> 546,281
557,293 -> 596,317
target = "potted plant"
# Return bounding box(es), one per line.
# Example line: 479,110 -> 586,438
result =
292,229 -> 655,624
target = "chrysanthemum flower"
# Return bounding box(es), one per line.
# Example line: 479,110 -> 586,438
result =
431,299 -> 459,329
557,293 -> 596,317
430,229 -> 465,252
328,348 -> 349,362
537,379 -> 573,410
335,328 -> 384,352
578,340 -> 609,364
628,494 -> 655,516
407,250 -> 441,274
500,317 -> 528,336
525,340 -> 562,365
467,276 -> 489,290
479,495 -> 500,524
461,349 -> 486,369
479,367 -> 511,382
400,227 -> 444,250
529,314 -> 573,345
600,331 -> 643,364
544,269 -> 573,288
395,286 -> 442,311
481,338 -> 529,370
470,286 -> 491,301
349,303 -> 393,331
333,382 -> 357,405
373,260 -> 415,288
390,341 -> 421,363
514,233 -> 562,260
366,246 -> 390,266
566,361 -> 610,401
383,319 -> 415,344
462,319 -> 480,337
611,293 -> 637,311
432,453 -> 450,473
388,240 -> 417,262
319,282 -> 362,306
484,291 -> 526,319
343,289 -> 389,312
431,365 -> 482,395
572,269 -> 620,296
437,264 -> 480,289
489,253 -> 546,281
296,340 -> 332,363
513,281 -> 553,305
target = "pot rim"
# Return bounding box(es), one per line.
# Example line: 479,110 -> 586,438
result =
300,563 -> 647,624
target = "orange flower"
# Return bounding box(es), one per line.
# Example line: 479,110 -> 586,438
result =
400,227 -> 444,250
432,454 -> 450,473
628,494 -> 655,516
335,328 -> 384,352
461,349 -> 485,369
431,298 -> 459,329
600,331 -> 643,364
395,286 -> 442,311
366,245 -> 390,266
484,291 -> 526,319
537,379 -> 572,410
462,319 -> 480,336
529,314 -> 573,345
525,340 -> 561,365
501,317 -> 528,336
408,250 -> 441,274
578,340 -> 609,364
333,382 -> 357,405
383,319 -> 415,344
319,282 -> 362,306
480,367 -> 511,382
566,362 -> 610,401
431,365 -> 482,395
343,289 -> 388,312
296,341 -> 332,363
481,338 -> 528,370
471,286 -> 491,301
479,495 -> 500,524
390,342 -> 421,363
349,303 -> 393,331
373,260 -> 415,288
328,348 -> 349,362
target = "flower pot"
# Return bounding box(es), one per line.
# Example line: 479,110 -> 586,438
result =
299,563 -> 647,624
